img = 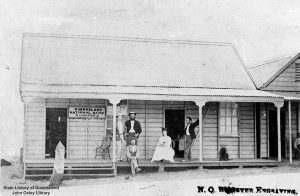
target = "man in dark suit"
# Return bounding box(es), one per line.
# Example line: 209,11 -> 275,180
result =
124,112 -> 142,145
182,117 -> 199,162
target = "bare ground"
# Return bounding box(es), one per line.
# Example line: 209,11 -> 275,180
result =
1,164 -> 300,195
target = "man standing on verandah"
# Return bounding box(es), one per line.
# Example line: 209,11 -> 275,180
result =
182,117 -> 199,162
116,113 -> 126,161
124,112 -> 142,145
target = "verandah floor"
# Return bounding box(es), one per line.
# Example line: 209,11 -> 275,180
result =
24,158 -> 284,178
25,158 -> 280,168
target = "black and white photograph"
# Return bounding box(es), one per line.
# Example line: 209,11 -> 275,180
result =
1,0 -> 300,195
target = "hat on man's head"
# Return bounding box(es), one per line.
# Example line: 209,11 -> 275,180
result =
117,113 -> 123,116
161,127 -> 168,131
129,137 -> 137,143
128,111 -> 136,116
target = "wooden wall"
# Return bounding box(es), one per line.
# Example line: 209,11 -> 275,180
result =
67,99 -> 106,159
260,102 -> 298,158
25,98 -> 258,161
219,103 -> 255,159
26,98 -> 46,160
284,102 -> 298,157
25,98 -> 106,160
263,57 -> 300,92
191,102 -> 218,159
128,101 -> 220,159
239,103 -> 255,158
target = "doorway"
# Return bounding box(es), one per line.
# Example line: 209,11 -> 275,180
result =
45,108 -> 68,158
165,109 -> 185,158
268,110 -> 285,158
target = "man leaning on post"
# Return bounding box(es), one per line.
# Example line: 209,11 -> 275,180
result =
182,117 -> 199,162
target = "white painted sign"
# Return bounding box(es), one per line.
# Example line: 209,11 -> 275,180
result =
69,107 -> 106,119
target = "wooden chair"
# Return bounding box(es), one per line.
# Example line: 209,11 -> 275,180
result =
95,137 -> 112,159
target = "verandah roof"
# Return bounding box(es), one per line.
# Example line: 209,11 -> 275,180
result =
21,83 -> 283,103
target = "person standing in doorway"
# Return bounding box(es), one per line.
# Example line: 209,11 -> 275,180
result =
124,112 -> 142,145
182,117 -> 199,162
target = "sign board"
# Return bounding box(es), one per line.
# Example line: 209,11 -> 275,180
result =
69,107 -> 106,119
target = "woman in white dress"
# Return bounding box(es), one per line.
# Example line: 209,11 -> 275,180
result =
151,128 -> 174,163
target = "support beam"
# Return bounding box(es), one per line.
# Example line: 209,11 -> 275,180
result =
274,102 -> 284,162
195,101 -> 206,162
110,99 -> 120,164
288,101 -> 292,164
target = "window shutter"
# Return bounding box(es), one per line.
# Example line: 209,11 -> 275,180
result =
296,62 -> 300,82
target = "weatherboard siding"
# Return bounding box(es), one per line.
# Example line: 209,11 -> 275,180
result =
218,103 -> 256,159
264,58 -> 300,92
25,98 -> 107,160
26,98 -> 46,160
259,102 -> 298,158
284,102 -> 298,158
191,102 -> 218,159
239,103 -> 255,159
25,98 -> 258,161
62,99 -> 106,159
128,100 -> 219,160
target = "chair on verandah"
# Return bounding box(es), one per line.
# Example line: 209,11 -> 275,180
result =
95,136 -> 112,159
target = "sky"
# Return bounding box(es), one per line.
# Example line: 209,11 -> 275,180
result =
0,0 -> 300,160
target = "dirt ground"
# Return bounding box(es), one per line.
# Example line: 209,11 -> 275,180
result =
1,164 -> 300,195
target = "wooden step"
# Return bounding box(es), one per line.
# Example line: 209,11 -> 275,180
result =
26,167 -> 113,171
25,173 -> 115,177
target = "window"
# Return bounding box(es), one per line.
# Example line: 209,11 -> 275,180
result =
219,102 -> 238,136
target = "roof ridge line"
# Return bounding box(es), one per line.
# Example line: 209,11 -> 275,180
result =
248,56 -> 292,69
22,33 -> 232,46
230,43 -> 258,89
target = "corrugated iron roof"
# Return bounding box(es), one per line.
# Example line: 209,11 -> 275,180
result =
265,91 -> 300,101
248,56 -> 293,88
21,83 -> 282,98
21,34 -> 256,92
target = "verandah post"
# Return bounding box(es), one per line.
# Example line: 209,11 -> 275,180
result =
275,102 -> 284,162
288,101 -> 292,164
110,98 -> 120,174
195,101 -> 206,162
